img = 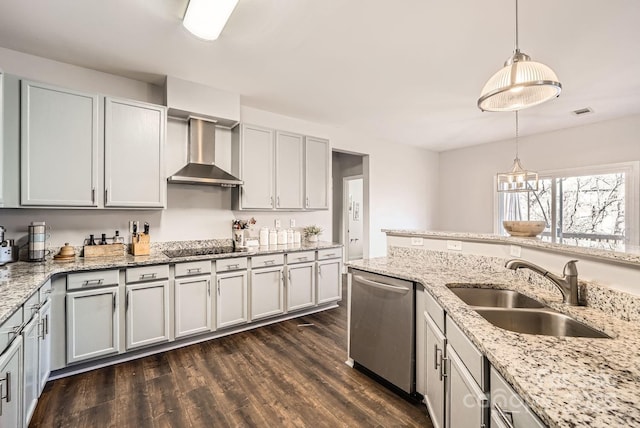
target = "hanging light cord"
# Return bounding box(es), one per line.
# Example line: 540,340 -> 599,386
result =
514,0 -> 519,52
515,110 -> 519,159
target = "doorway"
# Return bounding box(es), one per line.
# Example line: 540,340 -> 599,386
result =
331,150 -> 368,262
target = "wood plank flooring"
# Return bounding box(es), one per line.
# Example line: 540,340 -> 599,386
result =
30,295 -> 432,427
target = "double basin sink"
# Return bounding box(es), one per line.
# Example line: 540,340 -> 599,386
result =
449,287 -> 610,339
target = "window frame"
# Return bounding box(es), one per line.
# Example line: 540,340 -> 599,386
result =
494,161 -> 640,246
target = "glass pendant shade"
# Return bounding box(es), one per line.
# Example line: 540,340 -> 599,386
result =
478,51 -> 562,112
497,157 -> 538,192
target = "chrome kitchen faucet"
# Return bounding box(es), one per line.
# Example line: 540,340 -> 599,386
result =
505,259 -> 580,305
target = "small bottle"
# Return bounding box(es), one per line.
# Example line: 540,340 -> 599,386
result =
100,233 -> 108,245
278,229 -> 287,245
269,229 -> 278,246
114,230 -> 123,244
88,234 -> 96,246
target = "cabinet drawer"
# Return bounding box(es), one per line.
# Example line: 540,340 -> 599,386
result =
424,290 -> 445,333
317,248 -> 341,260
491,367 -> 545,428
39,279 -> 52,302
0,307 -> 23,354
446,314 -> 487,391
126,265 -> 169,283
68,269 -> 120,290
252,254 -> 284,268
24,291 -> 40,319
287,251 -> 316,264
217,257 -> 248,272
175,260 -> 212,277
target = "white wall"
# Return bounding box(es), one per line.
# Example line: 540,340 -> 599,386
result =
0,47 -> 439,257
437,115 -> 640,233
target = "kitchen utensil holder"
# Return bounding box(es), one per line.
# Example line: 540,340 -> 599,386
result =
131,233 -> 150,256
83,243 -> 125,258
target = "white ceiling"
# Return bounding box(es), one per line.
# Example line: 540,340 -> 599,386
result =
0,0 -> 638,151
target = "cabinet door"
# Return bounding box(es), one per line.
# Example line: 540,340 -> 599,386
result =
240,124 -> 274,209
304,136 -> 329,210
446,344 -> 488,428
21,80 -> 98,207
104,97 -> 166,208
126,281 -> 170,350
175,276 -> 212,338
0,336 -> 22,428
66,287 -> 119,364
216,271 -> 248,329
425,313 -> 446,428
275,131 -> 304,209
287,262 -> 316,311
22,314 -> 40,427
0,72 -> 4,206
317,259 -> 342,304
38,299 -> 51,395
250,266 -> 284,320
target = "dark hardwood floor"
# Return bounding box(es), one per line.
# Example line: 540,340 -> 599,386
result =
30,295 -> 432,427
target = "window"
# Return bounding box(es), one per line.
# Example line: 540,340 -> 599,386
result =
496,162 -> 640,249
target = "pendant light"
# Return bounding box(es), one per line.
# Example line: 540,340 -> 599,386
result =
478,0 -> 561,112
497,111 -> 538,192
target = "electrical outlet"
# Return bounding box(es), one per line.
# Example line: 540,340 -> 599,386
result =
290,219 -> 296,228
275,219 -> 281,228
447,240 -> 462,251
510,245 -> 522,257
410,237 -> 423,246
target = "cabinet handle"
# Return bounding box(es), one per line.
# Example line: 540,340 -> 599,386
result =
83,279 -> 104,287
126,291 -> 130,310
91,187 -> 95,204
288,269 -> 292,282
113,293 -> 117,312
494,404 -> 515,428
297,256 -> 307,261
227,264 -> 239,270
306,196 -> 309,207
217,279 -> 221,295
270,196 -> 274,208
0,371 -> 12,405
140,273 -> 157,280
264,260 -> 275,265
434,345 -> 441,370
318,265 -> 323,277
281,271 -> 285,284
439,356 -> 448,381
45,314 -> 49,335
325,253 -> 336,257
105,188 -> 108,204
277,196 -> 280,207
38,320 -> 45,340
207,280 -> 211,296
187,268 -> 202,274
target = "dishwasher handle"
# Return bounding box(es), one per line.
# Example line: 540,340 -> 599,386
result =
353,275 -> 410,294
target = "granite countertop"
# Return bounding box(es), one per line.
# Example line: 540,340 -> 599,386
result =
0,241 -> 341,325
348,256 -> 640,427
384,229 -> 640,266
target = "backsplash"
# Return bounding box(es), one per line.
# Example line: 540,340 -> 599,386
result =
389,245 -> 640,322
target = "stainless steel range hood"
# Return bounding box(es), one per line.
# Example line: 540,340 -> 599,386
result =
168,117 -> 243,187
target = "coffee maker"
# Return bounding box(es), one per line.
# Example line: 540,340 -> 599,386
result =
0,226 -> 19,266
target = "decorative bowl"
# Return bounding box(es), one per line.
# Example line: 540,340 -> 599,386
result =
502,221 -> 546,237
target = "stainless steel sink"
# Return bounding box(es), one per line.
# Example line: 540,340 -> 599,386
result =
449,287 -> 546,308
475,308 -> 611,339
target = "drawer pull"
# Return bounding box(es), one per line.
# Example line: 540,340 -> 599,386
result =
318,265 -> 323,276
140,273 -> 157,279
187,268 -> 202,274
113,293 -> 117,312
434,345 -> 441,370
227,264 -> 240,270
45,314 -> 49,335
324,253 -> 336,257
83,279 -> 104,286
38,320 -> 45,340
297,256 -> 308,261
494,404 -> 515,428
0,370 -> 12,414
264,260 -> 275,265
439,356 -> 448,381
207,280 -> 211,296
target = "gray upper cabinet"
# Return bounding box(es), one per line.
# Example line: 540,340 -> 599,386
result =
305,136 -> 329,210
240,124 -> 274,210
21,80 -> 99,207
104,97 -> 166,208
0,72 -> 4,206
275,131 -> 304,210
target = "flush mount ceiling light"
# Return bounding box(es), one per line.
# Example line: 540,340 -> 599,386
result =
183,0 -> 239,41
478,0 -> 562,112
497,111 -> 538,192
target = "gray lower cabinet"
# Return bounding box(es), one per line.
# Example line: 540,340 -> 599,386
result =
316,258 -> 342,304
491,366 -> 545,428
250,266 -> 285,320
104,97 -> 166,208
21,80 -> 99,207
216,270 -> 249,329
446,344 -> 488,428
66,287 -> 120,364
175,276 -> 212,338
424,312 -> 446,428
22,313 -> 39,426
0,336 -> 22,428
37,299 -> 51,395
125,281 -> 170,350
287,262 -> 316,311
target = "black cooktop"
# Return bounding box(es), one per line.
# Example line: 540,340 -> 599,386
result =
163,246 -> 242,258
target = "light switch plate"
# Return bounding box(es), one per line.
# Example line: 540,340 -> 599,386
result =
510,245 -> 522,257
410,237 -> 423,246
275,219 -> 281,228
447,240 -> 462,251
290,219 -> 296,228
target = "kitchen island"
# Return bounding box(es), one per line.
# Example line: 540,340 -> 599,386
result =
349,230 -> 640,428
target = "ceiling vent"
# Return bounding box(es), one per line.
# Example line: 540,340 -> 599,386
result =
572,107 -> 594,116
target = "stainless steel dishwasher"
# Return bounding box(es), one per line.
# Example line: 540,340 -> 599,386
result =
350,269 -> 416,395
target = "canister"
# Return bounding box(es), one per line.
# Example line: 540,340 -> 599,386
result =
259,227 -> 269,246
28,221 -> 47,261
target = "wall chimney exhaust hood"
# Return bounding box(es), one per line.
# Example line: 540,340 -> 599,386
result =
168,117 -> 243,187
